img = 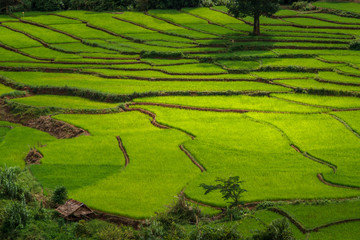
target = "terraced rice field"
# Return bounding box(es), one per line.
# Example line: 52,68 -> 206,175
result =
1,3 -> 360,238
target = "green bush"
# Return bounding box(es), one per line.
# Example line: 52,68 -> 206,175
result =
349,40 -> 360,50
189,224 -> 243,240
0,166 -> 29,201
252,218 -> 295,240
165,195 -> 201,225
140,50 -> 185,59
223,207 -> 250,221
255,201 -> 277,210
200,0 -> 229,7
32,0 -> 65,11
1,200 -> 30,237
291,1 -> 316,11
51,186 -> 67,205
137,220 -> 166,240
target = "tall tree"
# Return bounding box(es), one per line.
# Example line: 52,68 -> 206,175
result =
0,0 -> 22,13
228,0 -> 280,36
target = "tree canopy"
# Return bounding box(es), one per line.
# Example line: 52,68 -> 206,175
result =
228,0 -> 280,35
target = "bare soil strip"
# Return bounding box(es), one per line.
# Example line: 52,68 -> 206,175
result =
25,148 -> 43,164
317,173 -> 360,190
116,136 -> 130,167
92,210 -> 144,229
0,101 -> 89,139
179,144 -> 205,172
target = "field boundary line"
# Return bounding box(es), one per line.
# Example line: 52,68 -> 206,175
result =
317,173 -> 360,190
112,16 -> 197,41
116,136 -> 130,167
315,77 -> 360,87
130,101 -> 329,114
144,12 -> 220,37
330,114 -> 360,138
270,206 -> 360,233
270,95 -> 335,110
124,104 -> 169,129
245,115 -> 337,172
209,7 -> 250,25
0,101 -> 89,139
179,145 -> 205,172
0,24 -> 79,55
274,15 -> 360,26
180,9 -> 247,33
0,42 -> 53,61
268,207 -> 308,233
292,145 -> 337,173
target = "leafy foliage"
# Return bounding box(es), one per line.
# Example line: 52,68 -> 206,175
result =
189,224 -> 243,240
200,176 -> 247,208
1,200 -> 30,237
291,1 -> 316,11
227,0 -> 280,35
252,218 -> 295,240
51,186 -> 67,205
0,166 -> 30,201
349,39 -> 360,51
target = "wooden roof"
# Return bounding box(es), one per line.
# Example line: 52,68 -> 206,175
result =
56,199 -> 92,217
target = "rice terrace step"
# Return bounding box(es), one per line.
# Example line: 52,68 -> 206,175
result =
0,0 -> 360,239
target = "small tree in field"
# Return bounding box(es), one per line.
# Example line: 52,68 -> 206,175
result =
228,0 -> 280,36
200,176 -> 246,208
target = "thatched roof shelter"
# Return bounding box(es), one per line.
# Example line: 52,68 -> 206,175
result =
56,199 -> 94,220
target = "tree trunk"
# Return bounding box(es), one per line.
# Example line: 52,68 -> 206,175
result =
253,15 -> 260,36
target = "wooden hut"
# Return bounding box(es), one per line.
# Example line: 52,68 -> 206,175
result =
56,199 -> 94,221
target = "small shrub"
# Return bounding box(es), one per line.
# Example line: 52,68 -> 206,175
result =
189,224 -> 243,240
0,166 -> 30,201
255,201 -> 277,210
252,218 -> 295,240
165,195 -> 201,224
140,50 -> 185,59
200,176 -> 247,208
51,186 -> 67,205
349,40 -> 360,50
223,207 -> 250,221
200,0 -> 230,7
291,1 -> 316,11
137,219 -> 166,240
1,200 -> 30,237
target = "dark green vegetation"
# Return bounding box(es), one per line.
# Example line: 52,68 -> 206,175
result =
0,1 -> 360,239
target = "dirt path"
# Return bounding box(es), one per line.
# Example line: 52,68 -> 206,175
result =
0,100 -> 89,139
116,136 -> 130,167
179,144 -> 205,172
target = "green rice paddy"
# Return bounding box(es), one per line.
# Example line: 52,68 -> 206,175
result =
1,3 -> 360,238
